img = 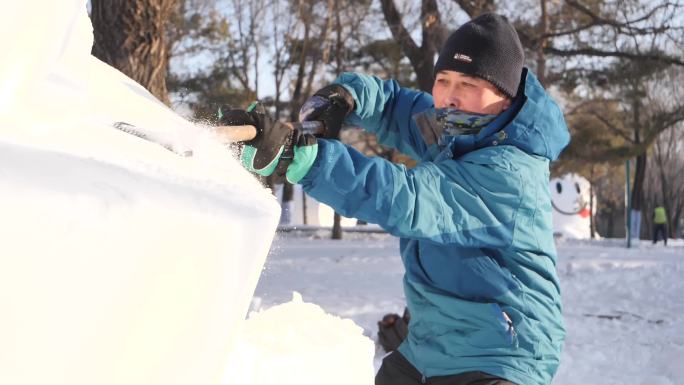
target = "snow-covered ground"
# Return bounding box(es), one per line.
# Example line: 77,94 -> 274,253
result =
254,232 -> 684,385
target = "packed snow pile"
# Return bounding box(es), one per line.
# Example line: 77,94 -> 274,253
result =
0,1 -> 374,385
224,293 -> 375,385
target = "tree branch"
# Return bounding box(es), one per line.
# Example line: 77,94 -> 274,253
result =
379,0 -> 420,61
451,0 -> 496,18
590,112 -> 635,143
421,0 -> 446,55
564,0 -> 678,35
543,46 -> 684,66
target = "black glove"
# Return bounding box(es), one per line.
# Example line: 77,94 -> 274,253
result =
298,84 -> 355,139
377,307 -> 410,352
219,102 -> 318,183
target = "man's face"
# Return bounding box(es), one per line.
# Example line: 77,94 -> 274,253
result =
432,70 -> 511,115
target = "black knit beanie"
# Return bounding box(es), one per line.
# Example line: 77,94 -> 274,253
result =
434,13 -> 524,99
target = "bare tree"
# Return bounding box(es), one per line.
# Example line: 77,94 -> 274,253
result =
514,0 -> 684,86
223,0 -> 268,102
379,0 -> 448,91
516,0 -> 684,239
91,0 -> 178,105
268,0 -> 298,119
645,117 -> 684,239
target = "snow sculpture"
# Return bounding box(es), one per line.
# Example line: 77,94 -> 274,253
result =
550,173 -> 595,239
0,2 -> 280,385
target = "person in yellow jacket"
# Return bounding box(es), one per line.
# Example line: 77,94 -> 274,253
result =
653,206 -> 668,245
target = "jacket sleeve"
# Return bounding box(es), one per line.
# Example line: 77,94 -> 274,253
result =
300,139 -> 523,247
333,72 -> 434,161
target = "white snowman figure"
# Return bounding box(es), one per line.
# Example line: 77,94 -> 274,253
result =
549,173 -> 595,239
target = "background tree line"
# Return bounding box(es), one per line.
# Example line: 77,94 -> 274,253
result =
90,0 -> 684,240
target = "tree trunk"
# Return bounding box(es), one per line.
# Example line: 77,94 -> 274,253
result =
606,205 -> 615,238
536,0 -> 548,86
628,97 -> 645,238
589,166 -> 595,239
631,153 -> 646,212
302,189 -> 308,225
654,137 -> 673,239
332,212 -> 343,239
265,175 -> 275,194
630,152 -> 646,240
91,0 -> 175,105
288,4 -> 312,119
282,181 -> 294,224
672,210 -> 681,239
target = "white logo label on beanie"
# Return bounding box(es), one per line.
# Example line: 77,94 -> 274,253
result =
453,53 -> 472,63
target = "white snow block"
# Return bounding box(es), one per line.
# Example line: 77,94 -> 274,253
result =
223,293 -> 376,385
0,1 -> 84,117
0,139 -> 280,385
0,1 -> 281,385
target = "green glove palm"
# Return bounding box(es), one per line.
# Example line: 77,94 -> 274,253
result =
219,102 -> 318,184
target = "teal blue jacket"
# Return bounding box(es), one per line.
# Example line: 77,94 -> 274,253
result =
299,69 -> 569,385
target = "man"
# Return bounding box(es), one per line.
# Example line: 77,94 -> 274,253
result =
223,13 -> 569,385
653,205 -> 668,245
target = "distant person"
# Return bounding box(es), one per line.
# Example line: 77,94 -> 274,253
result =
224,13 -> 569,385
653,205 -> 667,245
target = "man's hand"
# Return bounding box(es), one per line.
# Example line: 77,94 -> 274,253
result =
298,84 -> 355,139
377,307 -> 410,353
219,102 -> 318,184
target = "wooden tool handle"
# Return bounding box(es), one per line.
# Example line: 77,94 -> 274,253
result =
213,121 -> 325,143
213,124 -> 258,143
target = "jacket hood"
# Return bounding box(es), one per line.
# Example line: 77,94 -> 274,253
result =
448,68 -> 570,161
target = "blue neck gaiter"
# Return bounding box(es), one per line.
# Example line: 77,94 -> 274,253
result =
414,107 -> 498,153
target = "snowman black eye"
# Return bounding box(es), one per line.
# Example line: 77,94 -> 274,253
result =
575,183 -> 580,194
556,182 -> 562,194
